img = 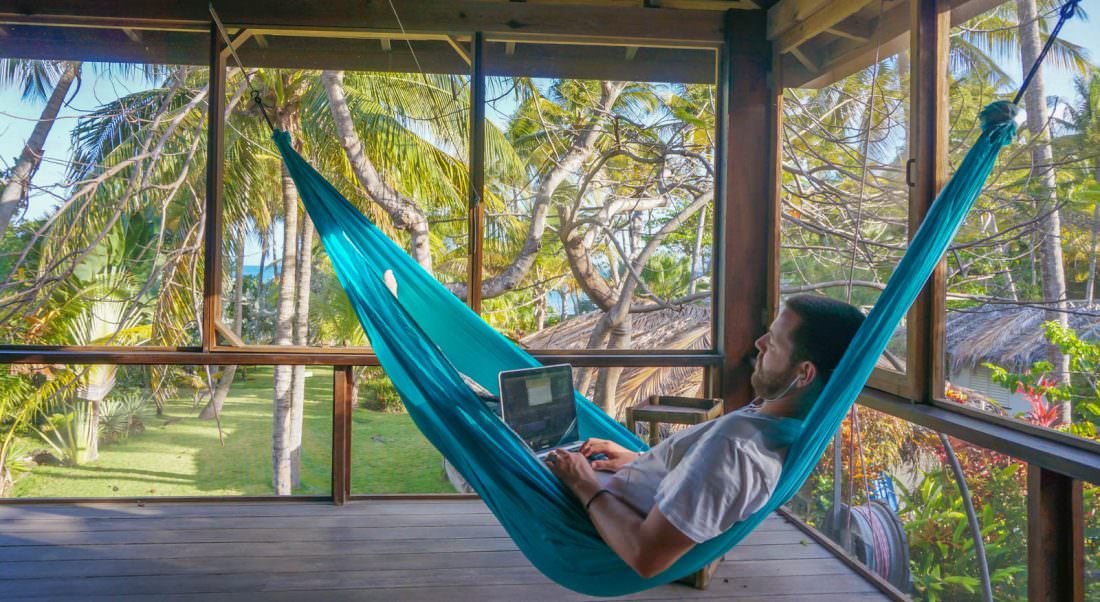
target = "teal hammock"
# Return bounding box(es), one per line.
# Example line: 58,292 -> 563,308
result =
272,99 -> 1018,596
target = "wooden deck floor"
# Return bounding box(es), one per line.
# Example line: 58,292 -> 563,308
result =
0,500 -> 890,601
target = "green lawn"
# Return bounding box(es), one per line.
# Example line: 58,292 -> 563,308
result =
11,367 -> 453,498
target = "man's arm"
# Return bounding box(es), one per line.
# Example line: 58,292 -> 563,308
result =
546,449 -> 694,578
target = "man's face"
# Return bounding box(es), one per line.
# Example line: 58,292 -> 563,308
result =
751,308 -> 804,400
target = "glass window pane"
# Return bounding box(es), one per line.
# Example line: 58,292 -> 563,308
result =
786,406 -> 1029,600
481,42 -> 717,350
780,46 -> 911,374
221,36 -> 470,348
943,0 -> 1100,447
0,30 -> 207,347
3,364 -> 331,498
351,367 -> 455,495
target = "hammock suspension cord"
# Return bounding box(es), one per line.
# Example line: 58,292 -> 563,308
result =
209,3 -> 276,133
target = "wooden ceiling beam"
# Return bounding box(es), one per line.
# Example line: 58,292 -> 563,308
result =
0,25 -> 715,83
767,0 -> 830,40
772,0 -> 874,53
0,0 -> 725,46
781,0 -> 1004,89
824,17 -> 873,43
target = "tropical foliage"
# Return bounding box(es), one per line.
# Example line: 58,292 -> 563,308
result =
0,0 -> 1097,596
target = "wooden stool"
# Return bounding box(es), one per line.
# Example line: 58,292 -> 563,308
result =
625,395 -> 724,446
624,395 -> 725,589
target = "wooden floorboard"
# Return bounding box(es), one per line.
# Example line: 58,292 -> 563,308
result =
0,500 -> 891,600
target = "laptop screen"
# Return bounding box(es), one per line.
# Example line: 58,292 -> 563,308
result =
498,364 -> 577,452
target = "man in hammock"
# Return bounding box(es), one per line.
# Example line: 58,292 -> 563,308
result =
546,294 -> 865,578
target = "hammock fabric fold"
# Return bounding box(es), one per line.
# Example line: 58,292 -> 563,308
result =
271,100 -> 1019,597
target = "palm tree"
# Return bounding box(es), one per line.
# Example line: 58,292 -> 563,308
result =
66,268 -> 150,462
1015,0 -> 1073,422
1060,70 -> 1100,305
0,60 -> 81,240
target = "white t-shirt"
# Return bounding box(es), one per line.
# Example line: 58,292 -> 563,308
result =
601,408 -> 798,543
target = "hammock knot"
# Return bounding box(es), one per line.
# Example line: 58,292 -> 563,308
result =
979,101 -> 1021,132
272,129 -> 292,146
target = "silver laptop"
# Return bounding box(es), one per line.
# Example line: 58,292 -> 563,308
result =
498,364 -> 582,459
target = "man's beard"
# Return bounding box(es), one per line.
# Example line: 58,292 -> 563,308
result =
751,362 -> 797,400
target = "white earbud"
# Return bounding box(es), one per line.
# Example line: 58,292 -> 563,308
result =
761,375 -> 802,403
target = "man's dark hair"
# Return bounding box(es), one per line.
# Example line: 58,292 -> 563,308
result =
783,294 -> 866,382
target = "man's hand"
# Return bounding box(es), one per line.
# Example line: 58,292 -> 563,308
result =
579,438 -> 639,472
545,449 -> 600,501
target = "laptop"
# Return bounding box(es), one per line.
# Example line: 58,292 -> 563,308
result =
498,364 -> 583,459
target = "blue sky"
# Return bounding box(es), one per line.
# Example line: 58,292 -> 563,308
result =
1,4 -> 1097,266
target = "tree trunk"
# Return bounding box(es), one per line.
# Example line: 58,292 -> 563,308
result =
272,151 -> 300,495
200,224 -> 247,419
535,294 -> 546,332
986,214 -> 1019,301
75,399 -> 100,464
689,205 -> 707,294
254,227 -> 269,341
449,80 -> 627,301
0,61 -> 81,240
320,70 -> 433,271
289,212 -> 314,487
1016,0 -> 1072,423
351,366 -> 368,408
593,315 -> 632,420
1086,194 -> 1095,305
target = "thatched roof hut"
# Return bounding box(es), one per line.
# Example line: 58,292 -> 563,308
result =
945,303 -> 1100,373
520,304 -> 711,407
520,299 -> 1100,407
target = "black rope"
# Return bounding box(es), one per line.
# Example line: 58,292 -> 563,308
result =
251,89 -> 276,132
209,3 -> 277,134
1013,0 -> 1083,105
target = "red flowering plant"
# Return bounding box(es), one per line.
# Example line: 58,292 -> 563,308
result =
984,361 -> 1070,428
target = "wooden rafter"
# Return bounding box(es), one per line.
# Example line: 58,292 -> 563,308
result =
767,0 -> 830,40
475,0 -> 758,9
0,1 -> 727,46
782,0 -> 1003,89
824,18 -> 872,43
446,35 -> 472,66
219,28 -> 254,60
789,46 -> 817,72
770,0 -> 874,53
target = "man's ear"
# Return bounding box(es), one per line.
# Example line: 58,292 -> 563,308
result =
799,362 -> 817,387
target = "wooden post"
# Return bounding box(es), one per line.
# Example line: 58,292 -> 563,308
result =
710,15 -> 729,393
718,9 -> 775,411
908,0 -> 949,402
202,22 -> 227,351
467,32 -> 486,313
332,366 -> 353,506
766,26 -> 784,324
1027,466 -> 1085,601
